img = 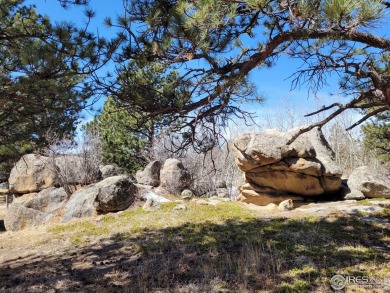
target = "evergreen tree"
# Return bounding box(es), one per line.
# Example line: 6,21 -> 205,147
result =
0,0 -> 113,181
362,113 -> 390,162
88,61 -> 189,173
101,0 -> 390,146
87,97 -> 148,173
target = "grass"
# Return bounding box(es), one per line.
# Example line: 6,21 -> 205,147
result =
50,202 -> 255,243
43,201 -> 390,292
356,198 -> 388,206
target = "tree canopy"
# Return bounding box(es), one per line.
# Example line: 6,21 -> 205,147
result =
2,0 -> 390,170
97,0 -> 390,147
0,0 -> 116,180
362,112 -> 390,162
88,61 -> 191,172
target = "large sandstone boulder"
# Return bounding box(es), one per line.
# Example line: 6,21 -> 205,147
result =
23,187 -> 68,213
62,175 -> 138,222
4,187 -> 68,231
136,161 -> 161,187
345,166 -> 390,199
4,203 -> 46,231
8,154 -> 58,194
160,159 -> 192,194
62,185 -> 98,222
233,127 -> 342,205
94,175 -> 137,212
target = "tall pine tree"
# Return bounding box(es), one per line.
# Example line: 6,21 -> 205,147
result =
0,0 -> 113,181
88,61 -> 190,173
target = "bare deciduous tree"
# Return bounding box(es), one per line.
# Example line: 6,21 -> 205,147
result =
44,130 -> 103,197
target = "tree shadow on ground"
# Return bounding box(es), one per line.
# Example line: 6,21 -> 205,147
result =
0,215 -> 389,293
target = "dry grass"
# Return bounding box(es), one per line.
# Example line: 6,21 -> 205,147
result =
0,201 -> 389,292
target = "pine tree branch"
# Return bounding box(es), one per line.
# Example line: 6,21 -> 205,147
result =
346,107 -> 388,130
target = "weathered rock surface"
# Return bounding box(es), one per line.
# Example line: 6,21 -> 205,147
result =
173,203 -> 187,211
233,127 -> 342,205
94,175 -> 137,213
142,199 -> 160,211
8,154 -> 58,194
136,161 -> 161,187
24,187 -> 68,213
278,199 -> 294,211
62,185 -> 98,222
217,187 -> 229,198
4,187 -> 67,231
239,183 -> 304,205
345,166 -> 390,199
4,203 -> 46,231
181,189 -> 194,200
99,165 -> 120,179
160,159 -> 192,194
63,176 -> 137,222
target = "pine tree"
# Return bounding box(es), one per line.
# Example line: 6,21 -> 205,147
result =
362,113 -> 390,162
102,0 -> 390,145
0,0 -> 112,180
87,97 -> 148,173
88,61 -> 189,173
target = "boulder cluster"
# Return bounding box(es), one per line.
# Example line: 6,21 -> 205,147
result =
232,127 -> 343,205
136,158 -> 192,194
5,154 -> 138,230
3,126 -> 390,231
4,155 -> 195,231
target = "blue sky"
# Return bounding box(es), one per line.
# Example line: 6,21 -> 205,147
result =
25,0 -> 389,129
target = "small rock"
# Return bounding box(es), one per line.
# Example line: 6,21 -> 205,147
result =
266,203 -> 278,211
142,199 -> 160,211
208,199 -> 221,206
278,199 -> 294,211
181,189 -> 194,200
173,204 -> 187,211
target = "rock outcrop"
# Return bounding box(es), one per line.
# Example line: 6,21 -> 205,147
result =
136,161 -> 162,187
233,127 -> 342,205
62,175 -> 138,222
160,158 -> 192,194
94,175 -> 138,212
62,185 -> 98,222
8,154 -> 58,194
4,203 -> 46,231
344,166 -> 390,199
4,187 -> 68,231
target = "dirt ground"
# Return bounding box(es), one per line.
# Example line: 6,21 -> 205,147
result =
0,200 -> 388,292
